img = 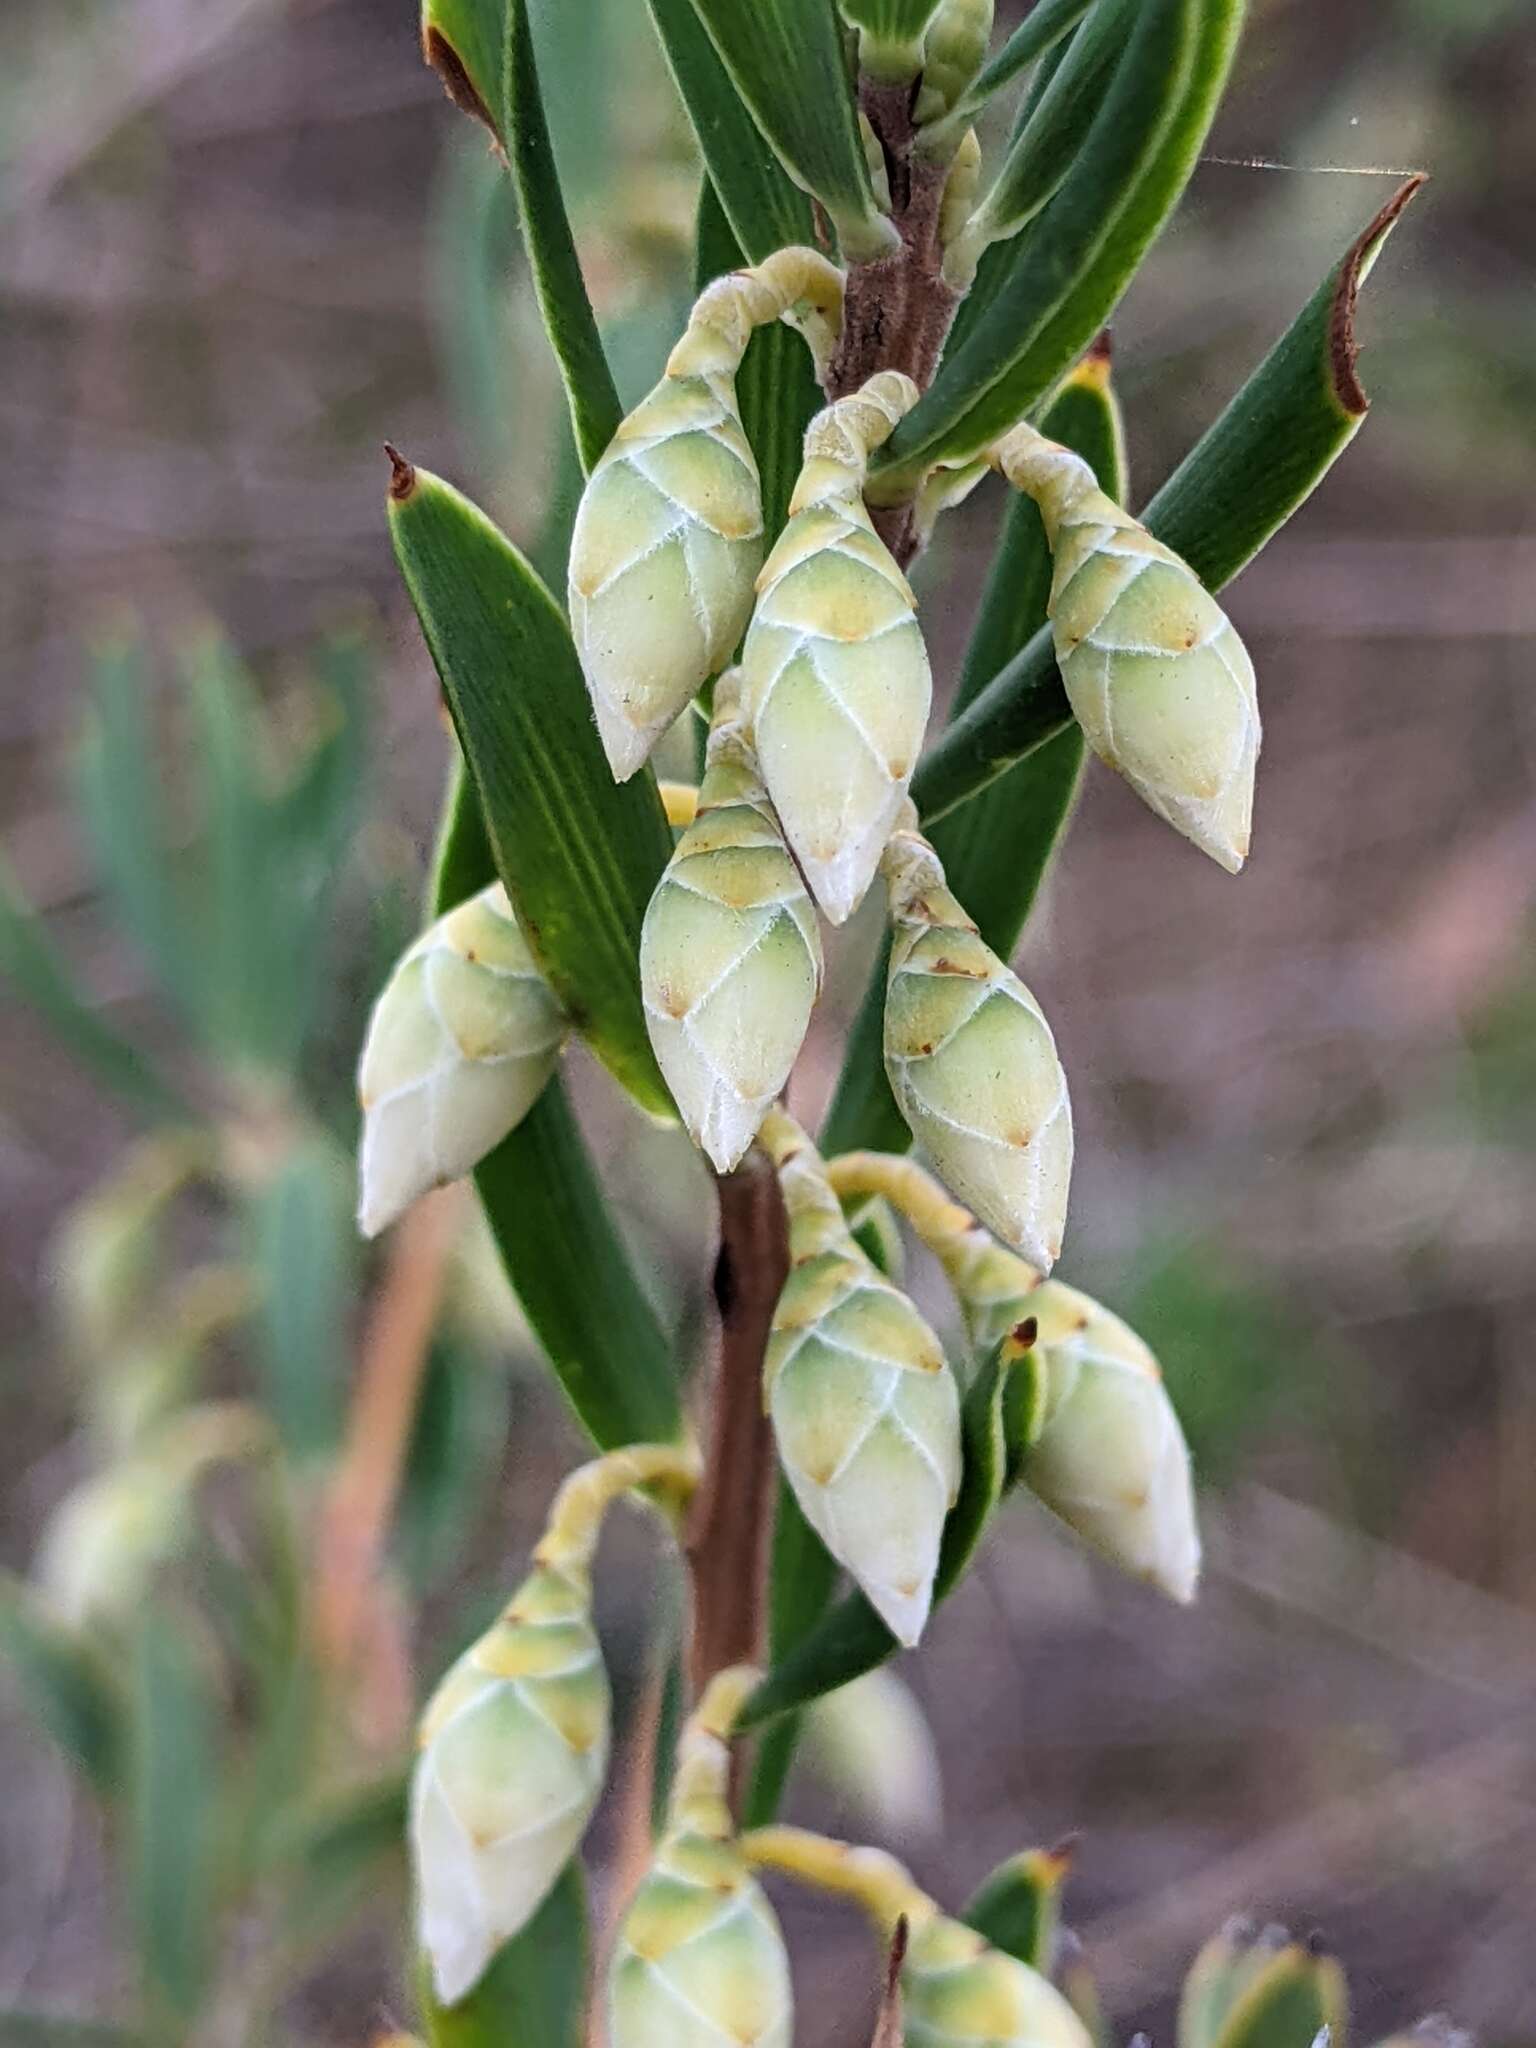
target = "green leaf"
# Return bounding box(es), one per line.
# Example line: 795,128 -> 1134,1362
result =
1212,1946 -> 1348,2048
476,1090 -> 683,1449
741,1336 -> 1014,1728
503,0 -> 624,472
942,0 -> 1096,127
0,1573 -> 125,1797
0,2019 -> 143,2046
909,176 -> 1422,825
421,0 -> 507,136
962,1847 -> 1069,1971
680,0 -> 895,259
0,857 -> 184,1121
275,1772 -> 409,1943
428,753 -> 499,922
874,0 -> 1244,483
821,354 -> 1124,1157
73,639 -> 199,1028
962,0 -> 1128,249
652,0 -> 816,260
245,1134 -> 353,1457
387,458 -> 675,1117
126,1615 -> 219,2029
419,1861 -> 588,2048
839,0 -> 943,78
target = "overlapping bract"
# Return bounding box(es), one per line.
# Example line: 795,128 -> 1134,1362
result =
994,422 -> 1260,873
760,1110 -> 960,1647
410,1554 -> 608,2006
411,1442 -> 696,2006
904,1910 -> 1094,2048
640,680 -> 822,1172
742,373 -> 933,924
356,882 -> 565,1237
1024,1277 -> 1200,1603
882,829 -> 1072,1272
569,249 -> 844,781
610,1670 -> 792,2048
914,0 -> 996,124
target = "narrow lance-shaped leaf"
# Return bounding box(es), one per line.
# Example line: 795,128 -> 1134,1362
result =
962,1843 -> 1074,1972
910,177 -> 1422,824
653,0 -> 817,261
386,453 -> 674,1117
926,0 -> 1095,135
873,0 -> 1244,485
683,0 -> 898,259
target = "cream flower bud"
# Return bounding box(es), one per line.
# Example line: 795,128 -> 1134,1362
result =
640,678 -> 822,1171
412,1443 -> 696,2007
882,828 -> 1072,1273
569,250 -> 844,780
356,882 -> 566,1238
610,1669 -> 792,2048
993,422 -> 1260,872
759,1110 -> 960,1647
1023,1278 -> 1200,1603
741,373 -> 932,925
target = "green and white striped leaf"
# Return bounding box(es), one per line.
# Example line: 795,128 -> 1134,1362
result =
840,0 -> 945,81
873,0 -> 1243,484
682,0 -> 897,259
387,457 -> 674,1117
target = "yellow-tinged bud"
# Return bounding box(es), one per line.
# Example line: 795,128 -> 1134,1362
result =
882,828 -> 1072,1273
759,1110 -> 960,1647
992,423 -> 1260,873
640,677 -> 822,1171
411,1443 -> 696,2006
610,1668 -> 793,2048
569,249 -> 845,781
356,883 -> 566,1238
1024,1278 -> 1200,1603
742,373 -> 933,925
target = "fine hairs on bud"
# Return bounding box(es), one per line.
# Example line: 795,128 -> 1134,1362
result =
356,882 -> 566,1237
758,1110 -> 960,1647
741,372 -> 933,926
992,422 -> 1260,873
569,249 -> 844,781
639,675 -> 822,1172
881,827 -> 1073,1274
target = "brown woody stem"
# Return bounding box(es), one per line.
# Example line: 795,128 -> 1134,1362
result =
685,1151 -> 790,1705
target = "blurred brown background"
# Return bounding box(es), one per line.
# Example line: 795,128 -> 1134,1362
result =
3,0 -> 1535,2042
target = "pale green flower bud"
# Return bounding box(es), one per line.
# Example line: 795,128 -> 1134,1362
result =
640,678 -> 822,1171
804,1666 -> 943,1843
1023,1278 -> 1200,1603
740,1829 -> 1090,2048
881,828 -> 1072,1273
52,1131 -> 205,1360
993,423 -> 1260,873
411,1442 -> 697,2007
610,1668 -> 792,2048
356,882 -> 566,1238
914,0 -> 996,126
570,250 -> 845,781
742,373 -> 933,925
759,1110 -> 960,1647
904,1911 -> 1091,2048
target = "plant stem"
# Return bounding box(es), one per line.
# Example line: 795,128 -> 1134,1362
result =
685,1152 -> 790,1704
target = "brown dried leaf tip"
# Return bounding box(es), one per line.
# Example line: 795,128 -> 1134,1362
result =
1009,1316 -> 1039,1352
384,444 -> 417,504
422,26 -> 500,145
1330,173 -> 1425,416
869,1916 -> 909,2048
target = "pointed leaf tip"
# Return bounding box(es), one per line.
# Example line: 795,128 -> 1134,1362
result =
384,444 -> 416,503
1331,173 -> 1425,416
421,23 -> 499,141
